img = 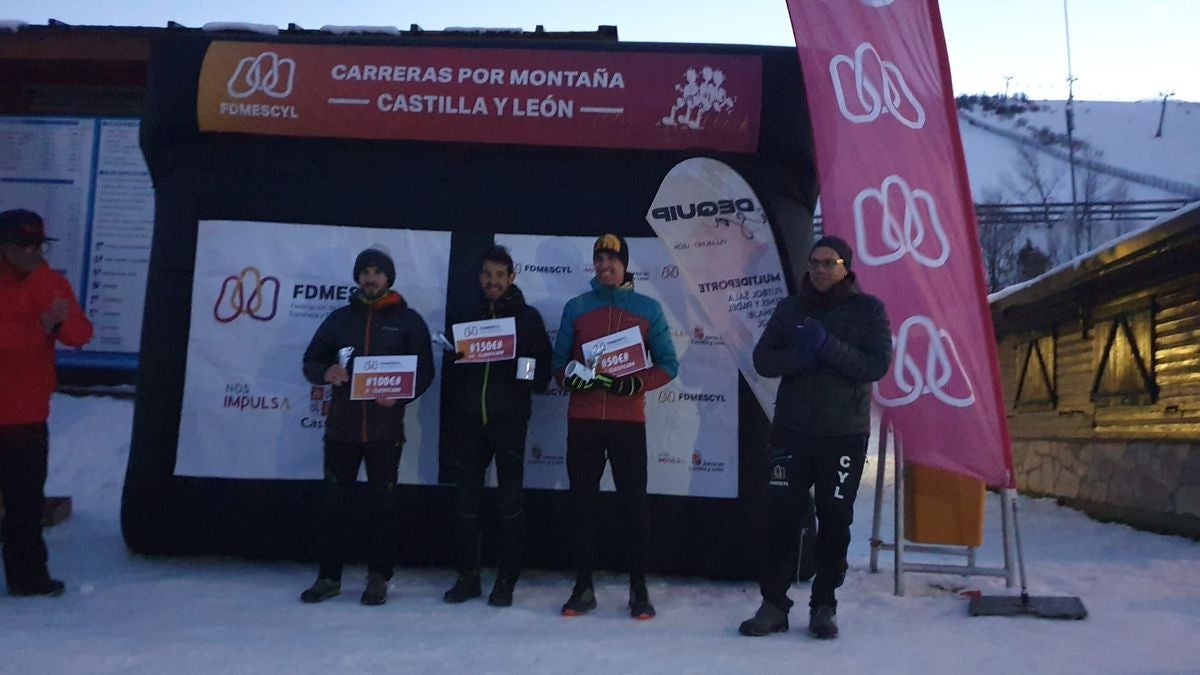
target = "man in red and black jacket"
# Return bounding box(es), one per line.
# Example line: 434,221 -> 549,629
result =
552,233 -> 679,620
0,209 -> 93,597
298,246 -> 434,606
441,245 -> 552,608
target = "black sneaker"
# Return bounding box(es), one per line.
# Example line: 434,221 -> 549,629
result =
299,578 -> 341,603
560,584 -> 597,616
809,605 -> 838,639
739,601 -> 790,636
488,573 -> 517,607
443,573 -> 482,604
361,573 -> 388,606
628,584 -> 656,620
9,578 -> 65,597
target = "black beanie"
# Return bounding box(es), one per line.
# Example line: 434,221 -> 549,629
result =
353,247 -> 396,288
812,235 -> 853,270
593,233 -> 630,268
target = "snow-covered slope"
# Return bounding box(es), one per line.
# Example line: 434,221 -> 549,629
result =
959,99 -> 1200,202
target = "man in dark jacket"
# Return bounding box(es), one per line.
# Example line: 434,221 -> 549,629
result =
739,235 -> 892,640
442,245 -> 552,607
0,209 -> 92,597
298,245 -> 434,606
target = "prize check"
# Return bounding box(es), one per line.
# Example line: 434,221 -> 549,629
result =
350,355 -> 418,400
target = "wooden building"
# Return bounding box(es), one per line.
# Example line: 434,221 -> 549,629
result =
991,202 -> 1200,538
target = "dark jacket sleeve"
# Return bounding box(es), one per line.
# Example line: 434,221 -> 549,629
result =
524,306 -> 553,394
409,310 -> 436,400
817,295 -> 893,383
302,312 -> 338,385
551,298 -> 577,386
753,300 -> 805,377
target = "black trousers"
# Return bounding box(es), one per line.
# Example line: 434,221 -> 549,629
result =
566,419 -> 649,586
760,434 -> 867,611
0,423 -> 52,590
452,417 -> 528,577
316,439 -> 402,582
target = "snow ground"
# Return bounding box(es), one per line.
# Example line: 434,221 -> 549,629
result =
3,393 -> 1199,674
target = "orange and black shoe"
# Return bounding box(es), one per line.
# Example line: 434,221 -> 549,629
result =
628,584 -> 656,620
561,584 -> 597,616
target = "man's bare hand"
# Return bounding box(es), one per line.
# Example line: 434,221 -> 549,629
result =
374,397 -> 397,408
324,364 -> 350,386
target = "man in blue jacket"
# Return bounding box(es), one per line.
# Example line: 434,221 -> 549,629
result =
298,245 -> 434,606
739,235 -> 892,639
552,233 -> 678,620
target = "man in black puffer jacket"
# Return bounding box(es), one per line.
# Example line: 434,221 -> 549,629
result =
739,235 -> 892,640
442,245 -> 552,607
298,245 -> 435,607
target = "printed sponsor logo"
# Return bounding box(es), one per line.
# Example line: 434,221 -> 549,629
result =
291,283 -> 358,301
228,52 -> 296,99
695,272 -> 782,295
689,450 -> 727,473
873,315 -> 976,409
516,262 -> 575,275
657,451 -> 683,465
527,444 -> 565,466
690,326 -> 724,346
829,42 -> 925,129
853,174 -> 950,268
656,389 -> 728,404
218,51 -> 301,119
649,198 -> 755,222
221,383 -> 291,412
215,267 -> 280,323
660,66 -> 737,130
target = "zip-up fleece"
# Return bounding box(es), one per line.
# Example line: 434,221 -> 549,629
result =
302,290 -> 434,443
552,277 -> 678,423
443,284 -> 553,426
0,258 -> 93,425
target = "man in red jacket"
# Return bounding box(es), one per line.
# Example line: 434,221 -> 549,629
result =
0,209 -> 93,597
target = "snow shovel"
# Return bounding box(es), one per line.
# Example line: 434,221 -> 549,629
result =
968,490 -> 1087,620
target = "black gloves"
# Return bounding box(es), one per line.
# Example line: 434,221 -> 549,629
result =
565,373 -> 644,396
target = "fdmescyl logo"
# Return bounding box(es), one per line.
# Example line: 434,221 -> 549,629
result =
220,51 -> 300,119
650,198 -> 755,222
656,390 -> 728,404
215,267 -> 280,323
516,262 -> 574,275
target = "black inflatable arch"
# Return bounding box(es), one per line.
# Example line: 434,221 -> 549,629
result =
124,32 -> 817,579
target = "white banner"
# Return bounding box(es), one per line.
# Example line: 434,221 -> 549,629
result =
175,220 -> 450,482
499,234 -> 738,498
645,157 -> 787,420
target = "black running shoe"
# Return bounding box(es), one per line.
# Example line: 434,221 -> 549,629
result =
739,601 -> 790,636
488,573 -> 517,607
561,584 -> 597,616
299,578 -> 341,603
361,573 -> 388,606
628,585 -> 656,620
443,574 -> 482,603
9,577 -> 65,597
809,605 -> 838,639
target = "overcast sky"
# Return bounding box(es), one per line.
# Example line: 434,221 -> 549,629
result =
4,0 -> 1195,101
